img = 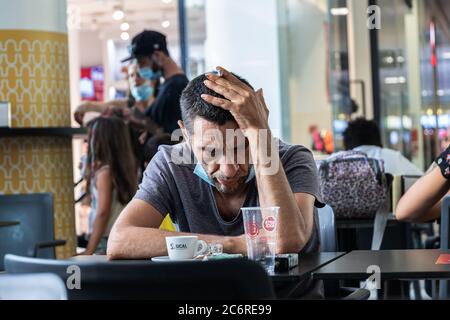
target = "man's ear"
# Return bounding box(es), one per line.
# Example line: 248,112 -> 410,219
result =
178,120 -> 189,142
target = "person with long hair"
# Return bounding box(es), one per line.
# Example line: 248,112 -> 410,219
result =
81,116 -> 138,255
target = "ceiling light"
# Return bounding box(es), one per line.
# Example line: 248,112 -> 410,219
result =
162,0 -> 173,3
113,9 -> 125,21
161,20 -> 170,28
330,8 -> 349,16
121,32 -> 130,41
120,22 -> 130,31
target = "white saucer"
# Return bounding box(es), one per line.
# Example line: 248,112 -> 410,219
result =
151,256 -> 201,262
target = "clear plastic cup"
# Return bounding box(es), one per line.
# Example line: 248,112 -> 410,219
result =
241,206 -> 279,273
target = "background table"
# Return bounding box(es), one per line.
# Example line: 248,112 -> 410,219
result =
313,249 -> 450,299
312,249 -> 450,280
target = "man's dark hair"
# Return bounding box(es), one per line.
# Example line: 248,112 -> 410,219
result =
343,117 -> 383,150
180,73 -> 254,131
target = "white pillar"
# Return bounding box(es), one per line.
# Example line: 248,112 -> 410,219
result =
282,0 -> 331,146
204,0 -> 283,138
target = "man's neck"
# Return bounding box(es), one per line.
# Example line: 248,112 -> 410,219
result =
162,58 -> 184,80
213,184 -> 249,222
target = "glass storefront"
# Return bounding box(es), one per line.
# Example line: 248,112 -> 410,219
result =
377,0 -> 412,159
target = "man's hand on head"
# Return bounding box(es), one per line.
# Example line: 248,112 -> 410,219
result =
200,66 -> 270,137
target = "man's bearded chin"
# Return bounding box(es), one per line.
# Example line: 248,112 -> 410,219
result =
211,173 -> 247,194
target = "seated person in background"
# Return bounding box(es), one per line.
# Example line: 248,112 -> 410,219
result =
80,116 -> 138,255
396,146 -> 450,222
107,67 -> 325,297
343,118 -> 423,176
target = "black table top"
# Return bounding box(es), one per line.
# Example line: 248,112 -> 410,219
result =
312,249 -> 450,280
0,221 -> 20,228
71,252 -> 346,282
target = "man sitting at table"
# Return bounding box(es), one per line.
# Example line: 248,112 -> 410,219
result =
107,67 -> 324,296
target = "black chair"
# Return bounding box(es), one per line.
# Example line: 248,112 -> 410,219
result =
0,193 -> 66,270
317,205 -> 371,300
439,196 -> 450,299
0,273 -> 67,300
4,254 -> 275,300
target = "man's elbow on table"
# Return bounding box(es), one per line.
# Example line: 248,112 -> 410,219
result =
106,223 -> 128,260
276,230 -> 310,254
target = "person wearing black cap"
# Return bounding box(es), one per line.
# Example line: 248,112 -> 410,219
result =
122,30 -> 189,134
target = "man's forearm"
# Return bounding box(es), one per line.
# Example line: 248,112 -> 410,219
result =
247,129 -> 311,253
107,225 -> 246,259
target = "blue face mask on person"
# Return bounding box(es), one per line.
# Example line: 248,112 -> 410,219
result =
138,67 -> 162,81
131,82 -> 154,102
193,163 -> 256,187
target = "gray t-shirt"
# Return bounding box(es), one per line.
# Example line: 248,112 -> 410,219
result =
135,139 -> 325,298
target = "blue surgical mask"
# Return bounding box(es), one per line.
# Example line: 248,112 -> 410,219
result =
138,67 -> 161,81
193,163 -> 256,187
131,82 -> 154,102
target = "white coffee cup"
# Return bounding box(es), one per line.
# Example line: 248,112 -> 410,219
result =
165,236 -> 208,260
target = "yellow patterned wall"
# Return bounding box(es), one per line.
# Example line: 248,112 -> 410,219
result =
0,30 -> 71,128
0,137 -> 76,258
0,29 -> 75,258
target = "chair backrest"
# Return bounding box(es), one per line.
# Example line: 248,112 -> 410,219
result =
0,193 -> 56,270
442,196 -> 450,250
4,254 -> 275,299
0,273 -> 67,300
440,196 -> 450,299
317,205 -> 337,252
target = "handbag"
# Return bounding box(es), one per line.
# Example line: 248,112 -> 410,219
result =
318,150 -> 388,219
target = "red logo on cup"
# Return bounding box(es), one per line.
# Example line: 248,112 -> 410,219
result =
247,222 -> 259,238
263,216 -> 276,232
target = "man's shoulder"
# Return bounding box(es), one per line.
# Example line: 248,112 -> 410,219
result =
153,142 -> 194,168
277,139 -> 314,162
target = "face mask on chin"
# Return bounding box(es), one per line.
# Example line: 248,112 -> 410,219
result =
130,82 -> 154,102
193,163 -> 256,187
